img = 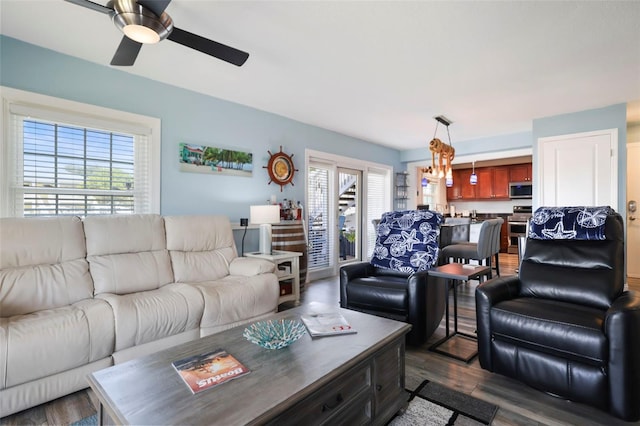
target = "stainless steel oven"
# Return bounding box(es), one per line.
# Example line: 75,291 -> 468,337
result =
507,205 -> 532,254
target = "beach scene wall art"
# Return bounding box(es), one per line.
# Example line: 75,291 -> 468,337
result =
179,143 -> 253,177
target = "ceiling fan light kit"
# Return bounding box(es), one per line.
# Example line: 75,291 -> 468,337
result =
111,0 -> 173,44
65,0 -> 249,67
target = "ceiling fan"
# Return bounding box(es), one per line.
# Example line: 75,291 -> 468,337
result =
65,0 -> 249,67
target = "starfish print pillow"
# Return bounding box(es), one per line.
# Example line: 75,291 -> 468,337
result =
528,206 -> 614,240
370,209 -> 443,273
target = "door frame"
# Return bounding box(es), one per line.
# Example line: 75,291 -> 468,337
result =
627,142 -> 640,279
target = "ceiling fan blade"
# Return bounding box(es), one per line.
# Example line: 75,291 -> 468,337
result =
138,0 -> 172,17
64,0 -> 112,15
168,27 -> 249,67
110,36 -> 143,66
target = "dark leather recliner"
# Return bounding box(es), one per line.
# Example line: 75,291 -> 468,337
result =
476,207 -> 640,421
340,210 -> 447,346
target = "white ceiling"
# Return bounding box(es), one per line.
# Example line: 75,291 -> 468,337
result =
2,0 -> 640,151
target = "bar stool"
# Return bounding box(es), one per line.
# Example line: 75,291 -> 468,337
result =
440,218 -> 503,279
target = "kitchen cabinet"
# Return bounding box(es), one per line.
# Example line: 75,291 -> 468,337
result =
446,169 -> 476,200
446,170 -> 462,200
510,163 -> 532,182
475,167 -> 509,200
459,169 -> 476,199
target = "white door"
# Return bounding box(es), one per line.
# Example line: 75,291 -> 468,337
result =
537,129 -> 617,207
628,143 -> 640,279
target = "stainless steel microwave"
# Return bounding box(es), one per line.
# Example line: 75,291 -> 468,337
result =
509,182 -> 533,199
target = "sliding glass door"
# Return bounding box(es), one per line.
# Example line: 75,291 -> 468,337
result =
338,168 -> 361,264
306,150 -> 392,280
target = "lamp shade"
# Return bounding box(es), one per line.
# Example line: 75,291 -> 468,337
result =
250,205 -> 280,225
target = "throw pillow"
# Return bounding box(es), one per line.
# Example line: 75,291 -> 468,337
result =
371,209 -> 443,273
529,206 -> 614,240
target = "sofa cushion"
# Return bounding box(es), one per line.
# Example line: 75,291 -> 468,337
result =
491,297 -> 607,365
192,275 -> 279,329
344,276 -> 408,315
164,215 -> 238,282
97,283 -> 204,352
0,299 -> 114,389
0,216 -> 93,316
84,214 -> 173,295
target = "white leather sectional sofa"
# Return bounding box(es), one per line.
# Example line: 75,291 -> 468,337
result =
0,214 -> 279,417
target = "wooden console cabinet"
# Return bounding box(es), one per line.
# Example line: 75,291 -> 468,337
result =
88,305 -> 409,426
266,338 -> 406,426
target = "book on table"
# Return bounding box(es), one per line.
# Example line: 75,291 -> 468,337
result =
171,348 -> 250,394
300,312 -> 357,337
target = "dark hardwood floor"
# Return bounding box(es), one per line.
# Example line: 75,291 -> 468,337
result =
2,254 -> 638,425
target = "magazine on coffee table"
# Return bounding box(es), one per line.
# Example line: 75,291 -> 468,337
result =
300,312 -> 357,337
171,348 -> 250,394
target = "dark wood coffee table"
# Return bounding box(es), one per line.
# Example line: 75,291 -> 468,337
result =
88,303 -> 410,425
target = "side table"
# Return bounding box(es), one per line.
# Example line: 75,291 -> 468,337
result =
245,250 -> 302,306
427,263 -> 490,362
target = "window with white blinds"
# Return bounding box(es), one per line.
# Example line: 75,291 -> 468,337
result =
307,164 -> 333,269
366,168 -> 390,259
1,87 -> 160,217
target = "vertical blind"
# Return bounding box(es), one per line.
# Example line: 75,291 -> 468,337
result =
7,103 -> 152,217
366,168 -> 389,259
307,164 -> 334,269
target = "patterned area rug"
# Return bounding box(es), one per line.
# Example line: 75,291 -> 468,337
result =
389,379 -> 498,425
70,414 -> 97,426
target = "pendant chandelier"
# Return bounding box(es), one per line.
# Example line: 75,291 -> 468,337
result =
425,116 -> 455,187
470,161 -> 478,185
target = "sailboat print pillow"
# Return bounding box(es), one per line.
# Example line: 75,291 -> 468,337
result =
370,210 -> 443,273
528,206 -> 614,240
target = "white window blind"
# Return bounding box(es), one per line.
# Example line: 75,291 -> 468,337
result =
366,168 -> 389,259
307,163 -> 334,270
2,89 -> 159,217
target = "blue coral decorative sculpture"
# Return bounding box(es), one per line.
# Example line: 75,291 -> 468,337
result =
243,319 -> 306,349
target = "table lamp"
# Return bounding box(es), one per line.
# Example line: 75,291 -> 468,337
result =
250,205 -> 280,255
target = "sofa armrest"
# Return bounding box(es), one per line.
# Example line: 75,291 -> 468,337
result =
406,271 -> 446,345
475,275 -> 521,371
605,290 -> 640,421
229,257 -> 275,277
339,262 -> 376,307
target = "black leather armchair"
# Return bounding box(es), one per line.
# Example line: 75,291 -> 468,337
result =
476,208 -> 640,421
340,210 -> 447,346
340,264 -> 446,346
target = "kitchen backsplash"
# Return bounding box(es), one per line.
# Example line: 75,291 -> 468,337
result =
450,199 -> 533,214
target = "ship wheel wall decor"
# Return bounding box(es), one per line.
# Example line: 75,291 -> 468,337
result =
264,146 -> 298,191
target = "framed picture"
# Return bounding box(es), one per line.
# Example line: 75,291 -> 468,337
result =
179,143 -> 252,177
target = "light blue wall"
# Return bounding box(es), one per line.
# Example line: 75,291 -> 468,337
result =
0,36 -> 402,220
400,131 -> 532,163
532,103 -> 627,214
